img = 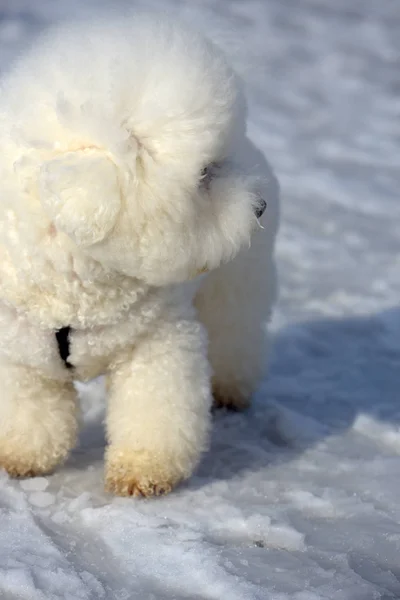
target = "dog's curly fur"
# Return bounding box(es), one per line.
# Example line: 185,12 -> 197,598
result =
0,12 -> 279,496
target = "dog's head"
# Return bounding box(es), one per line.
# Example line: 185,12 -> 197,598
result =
32,15 -> 268,286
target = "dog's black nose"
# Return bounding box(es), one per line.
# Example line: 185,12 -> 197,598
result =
254,198 -> 267,219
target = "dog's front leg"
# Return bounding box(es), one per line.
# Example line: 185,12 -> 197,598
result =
104,316 -> 212,497
0,360 -> 79,477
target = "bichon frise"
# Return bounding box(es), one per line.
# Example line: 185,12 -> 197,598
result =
0,12 -> 279,496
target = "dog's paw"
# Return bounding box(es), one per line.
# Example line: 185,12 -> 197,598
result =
0,456 -> 41,478
212,383 -> 252,412
105,447 -> 182,498
0,445 -> 69,478
105,476 -> 172,498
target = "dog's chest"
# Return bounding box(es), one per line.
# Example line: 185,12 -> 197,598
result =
57,294 -> 166,381
0,285 -> 167,381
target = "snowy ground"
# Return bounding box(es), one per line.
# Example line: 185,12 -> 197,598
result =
1,0 -> 400,598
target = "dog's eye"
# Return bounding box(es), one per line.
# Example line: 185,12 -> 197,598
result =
199,163 -> 219,188
200,165 -> 210,180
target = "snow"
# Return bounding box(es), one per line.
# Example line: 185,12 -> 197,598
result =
0,0 -> 399,598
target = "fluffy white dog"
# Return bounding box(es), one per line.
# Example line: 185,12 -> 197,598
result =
0,12 -> 279,496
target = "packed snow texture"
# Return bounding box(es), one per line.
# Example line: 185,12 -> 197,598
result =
0,0 -> 400,598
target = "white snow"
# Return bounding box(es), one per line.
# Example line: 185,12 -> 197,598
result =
1,0 -> 400,598
19,478 -> 49,492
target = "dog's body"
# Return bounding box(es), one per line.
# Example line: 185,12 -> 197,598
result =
0,13 -> 279,495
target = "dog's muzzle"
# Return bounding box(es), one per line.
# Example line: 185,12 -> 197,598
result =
254,198 -> 267,219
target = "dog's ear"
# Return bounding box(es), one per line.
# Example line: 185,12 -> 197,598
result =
38,150 -> 122,247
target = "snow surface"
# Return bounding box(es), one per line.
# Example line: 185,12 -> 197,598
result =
1,0 -> 400,598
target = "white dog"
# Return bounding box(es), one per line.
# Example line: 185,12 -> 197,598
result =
0,12 -> 279,496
